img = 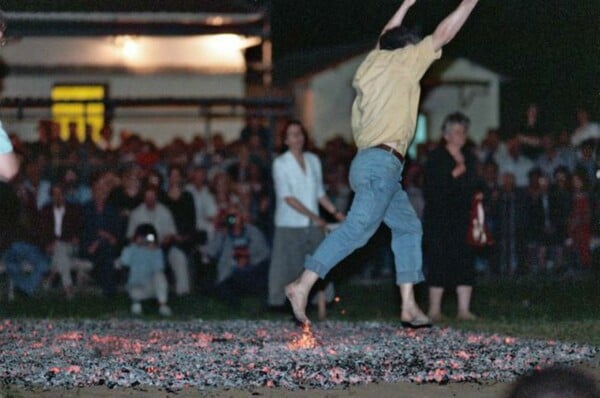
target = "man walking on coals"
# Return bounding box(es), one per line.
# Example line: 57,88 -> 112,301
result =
286,0 -> 480,325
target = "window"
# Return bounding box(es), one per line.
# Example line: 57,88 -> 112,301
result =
51,84 -> 106,142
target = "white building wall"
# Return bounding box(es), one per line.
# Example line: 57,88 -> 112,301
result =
308,56 -> 363,146
422,59 -> 500,143
0,35 -> 253,144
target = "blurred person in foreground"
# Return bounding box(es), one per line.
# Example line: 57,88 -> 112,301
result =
0,14 -> 18,182
506,366 -> 599,398
285,0 -> 480,325
116,223 -> 172,317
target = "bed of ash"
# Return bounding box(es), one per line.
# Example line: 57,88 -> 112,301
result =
0,319 -> 596,391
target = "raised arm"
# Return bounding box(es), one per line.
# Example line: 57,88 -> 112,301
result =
377,0 -> 417,46
432,0 -> 479,51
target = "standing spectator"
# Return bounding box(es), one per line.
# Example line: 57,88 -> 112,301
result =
116,223 -> 172,317
81,172 -> 122,297
571,108 -> 600,147
127,183 -> 191,296
495,133 -> 535,190
494,172 -> 527,276
39,182 -> 91,298
518,103 -> 544,161
203,203 -> 270,307
567,170 -> 592,268
555,129 -> 578,172
576,140 -> 598,189
159,165 -> 197,253
268,120 -> 344,312
239,115 -> 271,153
423,112 -> 480,322
536,134 -> 566,181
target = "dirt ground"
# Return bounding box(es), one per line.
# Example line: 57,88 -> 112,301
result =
3,381 -> 511,398
5,363 -> 598,398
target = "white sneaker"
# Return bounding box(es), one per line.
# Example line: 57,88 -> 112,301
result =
130,302 -> 142,315
158,304 -> 172,317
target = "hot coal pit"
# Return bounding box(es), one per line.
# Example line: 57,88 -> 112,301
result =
0,319 -> 596,391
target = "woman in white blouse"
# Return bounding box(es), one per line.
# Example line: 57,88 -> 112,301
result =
268,120 -> 345,313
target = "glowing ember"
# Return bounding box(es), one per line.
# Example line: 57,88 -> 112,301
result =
288,323 -> 318,350
0,319 -> 596,391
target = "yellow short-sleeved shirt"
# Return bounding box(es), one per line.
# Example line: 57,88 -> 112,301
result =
351,35 -> 442,155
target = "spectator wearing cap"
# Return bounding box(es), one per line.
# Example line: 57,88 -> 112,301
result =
116,223 -> 172,316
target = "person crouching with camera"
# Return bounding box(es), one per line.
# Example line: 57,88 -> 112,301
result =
203,202 -> 270,308
115,223 -> 172,317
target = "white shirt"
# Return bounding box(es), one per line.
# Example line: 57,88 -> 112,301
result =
273,151 -> 326,227
185,183 -> 218,237
571,123 -> 600,147
127,203 -> 177,241
0,121 -> 13,154
53,206 -> 66,238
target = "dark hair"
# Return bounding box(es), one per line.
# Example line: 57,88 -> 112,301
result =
507,366 -> 599,398
442,112 -> 471,135
280,119 -> 309,152
379,26 -> 421,50
134,223 -> 159,243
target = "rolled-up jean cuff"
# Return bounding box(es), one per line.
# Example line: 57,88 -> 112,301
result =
304,255 -> 329,280
395,270 -> 425,286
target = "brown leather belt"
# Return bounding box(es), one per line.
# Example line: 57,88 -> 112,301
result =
374,144 -> 405,163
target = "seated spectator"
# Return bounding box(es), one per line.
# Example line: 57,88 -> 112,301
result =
107,164 -> 143,223
39,182 -> 92,298
116,223 -> 172,317
203,203 -> 270,307
3,241 -> 49,297
1,180 -> 49,297
159,165 -> 197,253
61,166 -> 92,206
211,171 -> 241,232
81,171 -> 123,297
19,160 -> 51,211
186,165 -> 218,241
127,183 -> 191,296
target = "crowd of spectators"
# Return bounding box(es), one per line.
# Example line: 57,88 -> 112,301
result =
0,105 -> 598,314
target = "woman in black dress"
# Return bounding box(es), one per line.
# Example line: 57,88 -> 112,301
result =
423,112 -> 479,322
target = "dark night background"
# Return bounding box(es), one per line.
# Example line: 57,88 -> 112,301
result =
2,0 -> 599,132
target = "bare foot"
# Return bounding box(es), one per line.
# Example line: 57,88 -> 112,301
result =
456,311 -> 478,321
428,312 -> 445,323
401,305 -> 431,325
285,283 -> 310,324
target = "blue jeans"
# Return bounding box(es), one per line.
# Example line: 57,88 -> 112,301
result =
305,147 -> 424,285
3,242 -> 50,296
